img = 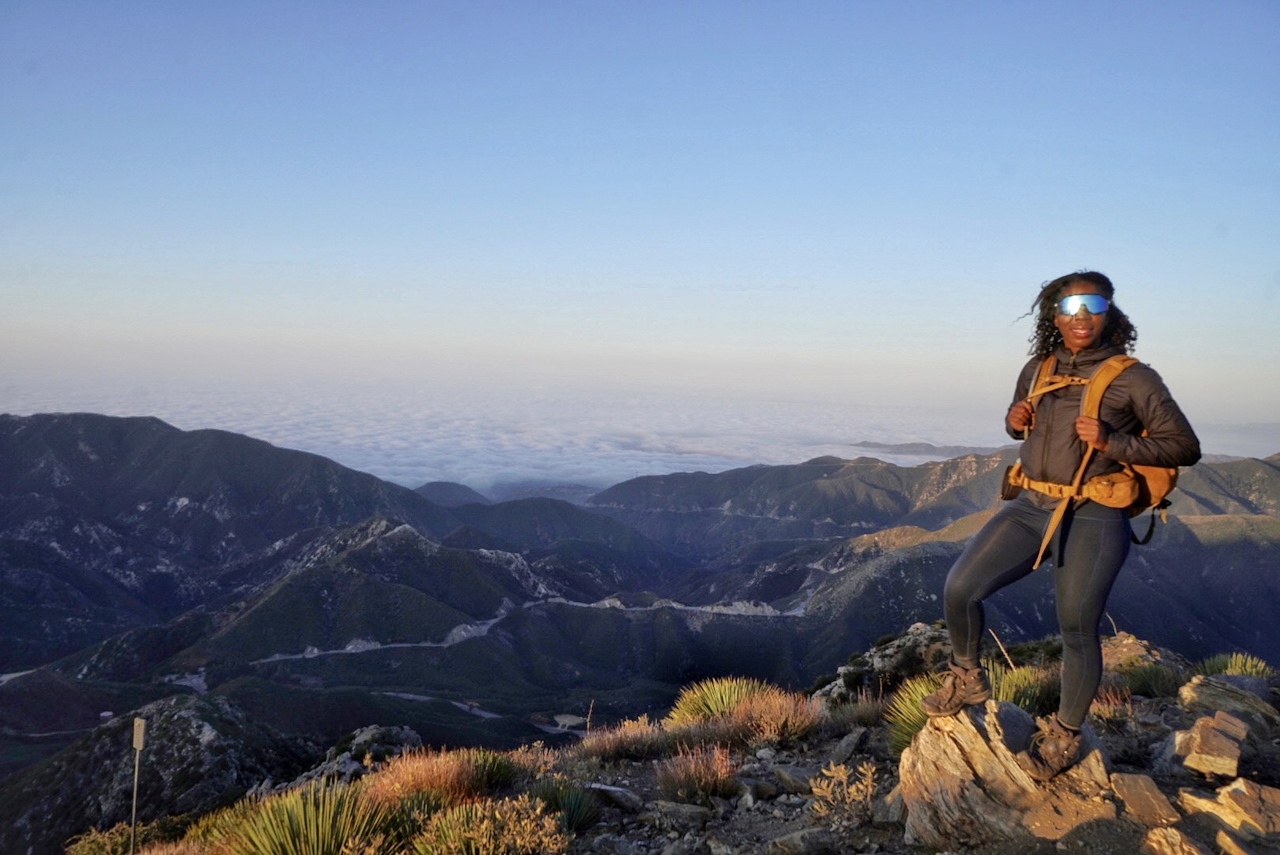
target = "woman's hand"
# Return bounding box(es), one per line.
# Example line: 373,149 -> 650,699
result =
1007,400 -> 1035,433
1075,416 -> 1111,452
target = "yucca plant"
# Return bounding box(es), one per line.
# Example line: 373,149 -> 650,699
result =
884,672 -> 942,757
1124,663 -> 1183,699
220,782 -> 390,855
527,777 -> 599,832
663,676 -> 771,728
1194,652 -> 1276,680
983,658 -> 1060,716
177,796 -> 261,847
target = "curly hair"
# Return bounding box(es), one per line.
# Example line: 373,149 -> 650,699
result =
1028,270 -> 1137,358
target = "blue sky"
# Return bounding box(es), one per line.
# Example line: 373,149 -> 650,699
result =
3,1 -> 1279,486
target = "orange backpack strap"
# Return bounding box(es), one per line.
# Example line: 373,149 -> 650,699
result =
1079,355 -> 1137,419
1031,354 -> 1137,569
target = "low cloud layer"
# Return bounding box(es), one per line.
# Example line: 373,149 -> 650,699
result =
3,373 -> 1275,491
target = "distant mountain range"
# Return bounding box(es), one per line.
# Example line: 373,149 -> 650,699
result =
1,412 -> 1277,852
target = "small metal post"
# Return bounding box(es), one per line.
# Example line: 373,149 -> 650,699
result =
130,717 -> 146,855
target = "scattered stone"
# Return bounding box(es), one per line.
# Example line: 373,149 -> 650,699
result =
829,726 -> 868,765
1183,715 -> 1245,777
644,800 -> 712,831
872,783 -> 907,825
1140,826 -> 1213,855
774,765 -> 816,795
765,827 -> 837,854
704,837 -> 737,855
1179,676 -> 1280,737
588,782 -> 645,812
899,700 -> 1113,848
1112,772 -> 1180,827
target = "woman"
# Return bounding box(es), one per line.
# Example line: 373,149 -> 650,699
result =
920,270 -> 1200,781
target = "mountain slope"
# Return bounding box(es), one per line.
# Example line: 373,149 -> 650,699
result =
0,413 -> 462,669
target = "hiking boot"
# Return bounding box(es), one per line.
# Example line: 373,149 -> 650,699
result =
1017,715 -> 1084,782
920,660 -> 991,717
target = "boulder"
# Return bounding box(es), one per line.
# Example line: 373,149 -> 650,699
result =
1178,778 -> 1280,842
1179,676 -> 1279,737
828,726 -> 868,765
765,827 -> 837,854
1156,711 -> 1252,779
899,700 -> 1114,848
773,765 -> 817,795
1102,631 -> 1191,673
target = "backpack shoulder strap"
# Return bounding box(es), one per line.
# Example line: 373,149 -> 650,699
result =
1080,355 -> 1137,418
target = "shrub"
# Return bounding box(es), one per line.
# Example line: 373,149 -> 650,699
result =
505,741 -> 557,780
363,747 -> 516,807
809,761 -> 877,832
884,672 -> 942,757
66,815 -> 190,855
826,688 -> 886,730
219,782 -> 391,855
410,794 -> 567,855
664,677 -> 772,728
138,843 -> 206,855
1194,652 -> 1276,680
1124,663 -> 1183,698
572,715 -> 671,762
731,685 -> 825,747
526,777 -> 599,832
654,744 -> 738,805
1004,636 -> 1064,667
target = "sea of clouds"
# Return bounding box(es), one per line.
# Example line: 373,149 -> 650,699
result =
3,373 -> 1276,492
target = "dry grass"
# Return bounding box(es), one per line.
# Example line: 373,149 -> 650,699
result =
571,715 -> 671,762
828,688 -> 887,729
731,685 -> 825,747
1089,681 -> 1134,730
655,744 -> 739,805
361,747 -> 516,807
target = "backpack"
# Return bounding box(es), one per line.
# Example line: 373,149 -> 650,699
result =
1003,354 -> 1178,568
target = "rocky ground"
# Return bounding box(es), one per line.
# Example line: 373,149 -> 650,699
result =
547,705 -> 1279,855
543,628 -> 1280,855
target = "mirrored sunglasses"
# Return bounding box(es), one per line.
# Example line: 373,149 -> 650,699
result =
1057,294 -> 1110,316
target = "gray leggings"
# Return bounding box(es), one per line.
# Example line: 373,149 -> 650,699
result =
943,494 -> 1131,728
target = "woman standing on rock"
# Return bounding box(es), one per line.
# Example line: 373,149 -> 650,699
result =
920,271 -> 1201,781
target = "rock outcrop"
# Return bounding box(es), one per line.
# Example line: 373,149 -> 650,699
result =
0,694 -> 313,855
898,700 -> 1114,847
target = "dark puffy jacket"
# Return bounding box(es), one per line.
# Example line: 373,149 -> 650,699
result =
1007,344 -> 1201,491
